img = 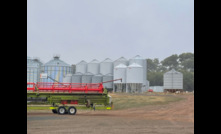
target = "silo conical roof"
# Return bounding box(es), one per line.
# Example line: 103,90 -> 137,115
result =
128,63 -> 143,68
101,58 -> 113,63
114,57 -> 127,62
89,59 -> 99,63
83,72 -> 94,75
115,64 -> 127,68
74,72 -> 83,75
44,56 -> 70,66
165,69 -> 182,74
130,55 -> 143,59
76,60 -> 87,65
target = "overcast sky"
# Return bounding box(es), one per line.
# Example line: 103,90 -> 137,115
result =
27,0 -> 194,65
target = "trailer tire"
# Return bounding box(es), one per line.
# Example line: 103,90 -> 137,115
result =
68,106 -> 77,115
58,106 -> 66,115
52,109 -> 57,114
86,99 -> 91,108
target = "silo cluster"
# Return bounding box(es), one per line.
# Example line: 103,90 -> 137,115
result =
27,57 -> 43,84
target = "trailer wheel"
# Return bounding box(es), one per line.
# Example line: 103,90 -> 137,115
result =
68,106 -> 77,115
52,109 -> 57,114
86,99 -> 91,108
58,106 -> 66,115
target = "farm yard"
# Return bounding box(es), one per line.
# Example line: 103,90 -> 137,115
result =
27,92 -> 194,134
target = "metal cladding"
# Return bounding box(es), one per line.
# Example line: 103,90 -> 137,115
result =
41,56 -> 72,83
103,73 -> 114,89
72,72 -> 83,83
114,83 -> 127,92
113,57 -> 128,67
126,63 -> 143,83
149,86 -> 164,92
126,63 -> 144,93
129,55 -> 147,92
63,74 -> 72,83
100,58 -> 113,75
163,69 -> 183,89
76,60 -> 87,74
92,73 -> 103,83
27,57 -> 43,84
82,72 -> 94,83
114,64 -> 127,83
87,59 -> 100,75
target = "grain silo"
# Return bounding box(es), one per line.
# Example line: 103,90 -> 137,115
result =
41,55 -> 72,83
63,74 -> 72,83
100,58 -> 113,75
129,55 -> 147,92
87,59 -> 100,75
126,63 -> 143,93
76,60 -> 87,74
92,73 -> 103,83
82,72 -> 94,83
27,57 -> 43,84
163,69 -> 183,92
113,64 -> 127,92
103,73 -> 114,92
72,72 -> 83,83
113,57 -> 128,67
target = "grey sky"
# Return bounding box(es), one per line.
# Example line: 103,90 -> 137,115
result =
27,0 -> 194,65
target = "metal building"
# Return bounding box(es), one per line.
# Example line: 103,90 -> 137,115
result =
113,64 -> 127,92
82,72 -> 94,83
92,73 -> 103,83
149,86 -> 164,92
27,57 -> 43,84
113,57 -> 128,67
76,60 -> 87,74
72,72 -> 83,83
41,55 -> 72,83
103,73 -> 113,91
63,74 -> 72,83
100,58 -> 113,75
129,55 -> 147,92
163,69 -> 183,92
87,59 -> 100,75
126,63 -> 143,93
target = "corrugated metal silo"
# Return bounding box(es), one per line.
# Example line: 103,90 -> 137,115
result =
72,72 -> 83,83
76,60 -> 87,74
92,73 -> 103,83
163,69 -> 183,91
82,72 -> 94,83
27,57 -> 43,84
113,64 -> 127,92
87,59 -> 100,75
103,73 -> 113,91
113,57 -> 128,67
126,63 -> 143,93
63,74 -> 72,83
41,55 -> 72,83
129,55 -> 147,92
100,58 -> 113,75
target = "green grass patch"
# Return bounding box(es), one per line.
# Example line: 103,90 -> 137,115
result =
111,94 -> 184,110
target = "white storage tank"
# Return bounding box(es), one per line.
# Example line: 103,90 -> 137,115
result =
87,59 -> 100,75
113,64 -> 127,92
126,63 -> 143,93
129,55 -> 147,92
82,72 -> 94,83
100,58 -> 113,75
163,69 -> 183,90
72,72 -> 83,83
92,73 -> 103,83
63,74 -> 72,83
113,57 -> 128,67
76,60 -> 87,74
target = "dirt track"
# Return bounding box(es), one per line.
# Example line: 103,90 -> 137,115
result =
27,94 -> 194,134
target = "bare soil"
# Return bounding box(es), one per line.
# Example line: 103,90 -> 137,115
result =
27,94 -> 194,134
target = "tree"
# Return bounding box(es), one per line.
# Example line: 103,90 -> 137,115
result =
161,54 -> 179,70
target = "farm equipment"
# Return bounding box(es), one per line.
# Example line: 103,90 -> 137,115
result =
27,79 -> 122,115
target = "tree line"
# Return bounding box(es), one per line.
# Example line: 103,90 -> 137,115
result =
146,52 -> 194,91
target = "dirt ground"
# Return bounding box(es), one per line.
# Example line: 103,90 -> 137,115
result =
27,94 -> 194,134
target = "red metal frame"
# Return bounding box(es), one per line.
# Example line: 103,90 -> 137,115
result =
27,82 -> 104,93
